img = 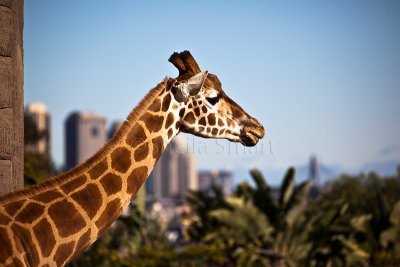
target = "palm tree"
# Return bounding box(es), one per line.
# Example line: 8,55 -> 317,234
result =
305,200 -> 369,267
184,184 -> 230,242
235,168 -> 313,266
207,197 -> 273,267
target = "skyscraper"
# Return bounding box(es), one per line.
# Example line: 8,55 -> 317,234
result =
147,136 -> 197,203
65,112 -> 106,170
25,102 -> 51,155
308,155 -> 321,187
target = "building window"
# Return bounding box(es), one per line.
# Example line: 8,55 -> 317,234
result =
91,126 -> 99,137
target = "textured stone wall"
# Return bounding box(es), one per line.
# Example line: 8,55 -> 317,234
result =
0,0 -> 23,197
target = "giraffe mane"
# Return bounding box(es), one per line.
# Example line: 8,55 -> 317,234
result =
0,78 -> 169,205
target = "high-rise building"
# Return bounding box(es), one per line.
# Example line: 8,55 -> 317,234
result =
147,136 -> 197,203
308,155 -> 321,187
65,111 -> 106,170
198,170 -> 233,196
25,102 -> 51,155
308,155 -> 321,198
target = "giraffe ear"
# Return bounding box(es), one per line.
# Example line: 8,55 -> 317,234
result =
174,71 -> 208,102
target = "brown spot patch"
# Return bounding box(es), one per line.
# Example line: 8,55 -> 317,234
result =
199,126 -> 205,132
10,258 -> 24,267
15,202 -> 44,224
76,228 -> 91,254
100,173 -> 123,196
208,114 -> 216,126
231,106 -> 243,118
126,124 -> 147,148
162,94 -> 171,112
179,108 -> 185,117
95,199 -> 122,235
202,106 -> 207,113
212,128 -> 219,135
71,184 -> 103,219
111,147 -> 131,173
11,224 -> 39,266
165,113 -> 174,129
175,121 -> 181,130
88,158 -> 108,179
4,200 -> 25,217
218,119 -> 224,127
33,218 -> 56,257
219,129 -> 226,135
194,107 -> 200,116
0,227 -> 12,264
134,142 -> 149,162
207,128 -> 211,133
152,136 -> 164,160
60,175 -> 87,194
199,117 -> 206,126
127,166 -> 148,195
48,199 -> 86,237
184,112 -> 195,124
0,212 -> 10,225
148,99 -> 161,112
54,241 -> 75,267
142,114 -> 164,133
171,85 -> 177,95
33,190 -> 63,203
168,128 -> 174,139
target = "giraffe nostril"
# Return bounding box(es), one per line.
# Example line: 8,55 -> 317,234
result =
257,124 -> 265,139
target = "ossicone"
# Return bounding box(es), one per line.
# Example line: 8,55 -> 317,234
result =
169,50 -> 201,79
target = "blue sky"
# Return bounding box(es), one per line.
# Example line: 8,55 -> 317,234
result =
24,1 -> 400,184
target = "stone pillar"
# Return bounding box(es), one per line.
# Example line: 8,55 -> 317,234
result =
0,0 -> 24,197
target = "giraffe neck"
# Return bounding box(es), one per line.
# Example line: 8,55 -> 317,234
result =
0,79 -> 182,266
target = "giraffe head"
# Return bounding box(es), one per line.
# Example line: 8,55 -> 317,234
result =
169,51 -> 265,146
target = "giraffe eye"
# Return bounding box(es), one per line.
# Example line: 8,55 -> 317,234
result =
206,95 -> 221,105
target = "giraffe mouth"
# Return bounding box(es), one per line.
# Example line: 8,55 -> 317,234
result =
239,125 -> 265,147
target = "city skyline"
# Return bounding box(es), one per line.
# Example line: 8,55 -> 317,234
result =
24,1 -> 400,184
147,136 -> 198,203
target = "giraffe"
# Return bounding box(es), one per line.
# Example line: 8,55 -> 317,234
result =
0,51 -> 264,267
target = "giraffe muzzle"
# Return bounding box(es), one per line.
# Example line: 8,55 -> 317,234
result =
240,120 -> 265,147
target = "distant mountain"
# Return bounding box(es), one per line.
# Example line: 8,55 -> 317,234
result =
359,160 -> 399,177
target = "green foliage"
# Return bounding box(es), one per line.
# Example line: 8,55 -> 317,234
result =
127,243 -> 227,267
206,197 -> 273,266
304,200 -> 369,266
24,152 -> 55,186
184,184 -> 230,242
24,116 -> 47,145
315,172 -> 400,265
